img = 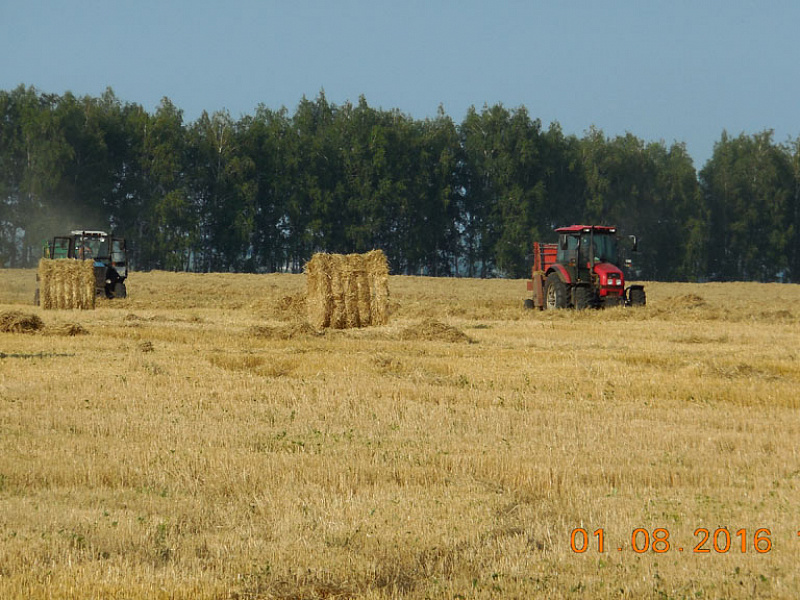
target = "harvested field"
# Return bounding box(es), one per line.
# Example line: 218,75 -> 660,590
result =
247,321 -> 323,340
1,269 -> 800,599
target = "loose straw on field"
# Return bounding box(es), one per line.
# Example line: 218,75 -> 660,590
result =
0,310 -> 44,333
38,259 -> 96,310
305,250 -> 389,329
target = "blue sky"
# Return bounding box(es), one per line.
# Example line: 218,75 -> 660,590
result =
2,0 -> 798,167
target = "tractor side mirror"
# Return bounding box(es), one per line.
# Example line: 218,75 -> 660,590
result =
629,235 -> 639,252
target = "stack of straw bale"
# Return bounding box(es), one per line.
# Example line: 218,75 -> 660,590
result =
38,259 -> 96,310
306,250 -> 389,329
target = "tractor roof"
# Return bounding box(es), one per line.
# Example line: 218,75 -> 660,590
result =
70,230 -> 109,237
554,225 -> 617,234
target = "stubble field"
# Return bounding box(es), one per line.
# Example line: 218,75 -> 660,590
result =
1,268 -> 799,599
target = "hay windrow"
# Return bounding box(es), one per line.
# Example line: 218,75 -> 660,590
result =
666,293 -> 706,309
38,258 -> 96,310
398,318 -> 473,343
305,250 -> 389,329
46,322 -> 89,336
248,322 -> 323,340
0,311 -> 44,333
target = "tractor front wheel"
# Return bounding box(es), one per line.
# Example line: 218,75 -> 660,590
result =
545,273 -> 568,310
628,286 -> 646,306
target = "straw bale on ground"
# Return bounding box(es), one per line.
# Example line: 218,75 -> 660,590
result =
305,250 -> 389,329
329,254 -> 348,329
366,250 -> 389,326
305,254 -> 334,329
38,259 -> 96,310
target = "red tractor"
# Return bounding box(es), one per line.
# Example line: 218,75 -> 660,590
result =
525,225 -> 645,310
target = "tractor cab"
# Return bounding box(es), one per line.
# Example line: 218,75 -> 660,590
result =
557,225 -> 620,271
555,225 -> 625,297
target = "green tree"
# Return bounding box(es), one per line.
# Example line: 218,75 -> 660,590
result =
701,131 -> 793,280
285,92 -> 343,270
188,110 -> 257,271
461,104 -> 549,277
648,142 -> 703,279
137,97 -> 191,269
539,122 -> 585,229
578,129 -> 705,280
0,87 -> 24,265
15,88 -> 75,266
415,108 -> 463,275
52,91 -> 114,228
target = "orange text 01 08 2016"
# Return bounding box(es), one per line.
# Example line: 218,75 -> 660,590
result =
570,527 -> 773,554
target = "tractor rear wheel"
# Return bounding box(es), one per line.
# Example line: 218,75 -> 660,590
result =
545,273 -> 568,309
574,284 -> 593,310
628,286 -> 646,306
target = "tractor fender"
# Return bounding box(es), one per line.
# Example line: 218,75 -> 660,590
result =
546,264 -> 572,285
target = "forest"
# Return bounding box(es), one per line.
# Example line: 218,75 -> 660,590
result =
1,84 -> 799,281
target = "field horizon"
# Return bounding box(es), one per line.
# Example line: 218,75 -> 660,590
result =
1,268 -> 799,599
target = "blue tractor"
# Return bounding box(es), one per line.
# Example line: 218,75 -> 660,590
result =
40,230 -> 129,299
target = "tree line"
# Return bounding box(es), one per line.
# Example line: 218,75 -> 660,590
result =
1,84 -> 799,281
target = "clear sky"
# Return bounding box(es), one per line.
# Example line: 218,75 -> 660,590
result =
2,0 -> 798,168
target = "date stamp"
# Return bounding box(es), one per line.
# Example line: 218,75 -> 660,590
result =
570,528 -> 778,554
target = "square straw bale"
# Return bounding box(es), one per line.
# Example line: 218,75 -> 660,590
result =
305,250 -> 389,328
38,259 -> 96,310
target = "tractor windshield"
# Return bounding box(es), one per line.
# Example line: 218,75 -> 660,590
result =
581,233 -> 618,265
76,236 -> 109,260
